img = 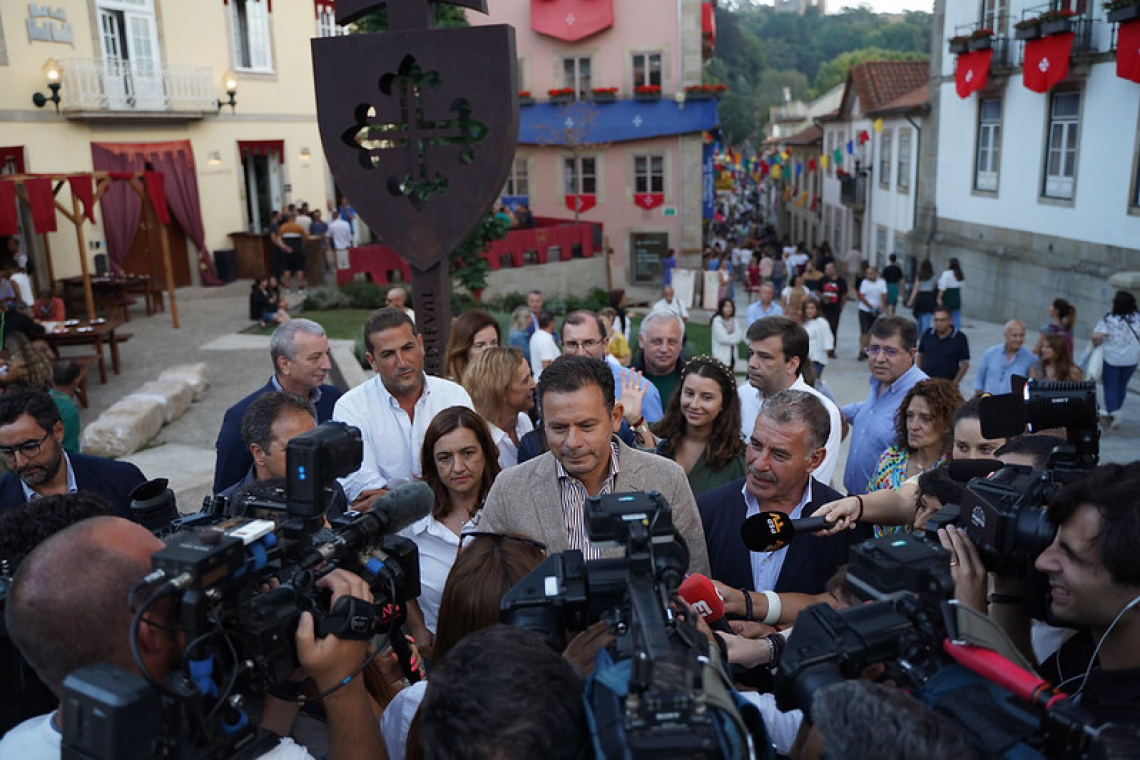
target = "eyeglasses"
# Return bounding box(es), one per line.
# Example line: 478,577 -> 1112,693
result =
563,339 -> 603,352
865,345 -> 904,358
458,531 -> 548,553
0,430 -> 51,461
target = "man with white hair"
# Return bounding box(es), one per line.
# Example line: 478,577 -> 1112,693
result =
633,310 -> 685,405
974,320 -> 1034,396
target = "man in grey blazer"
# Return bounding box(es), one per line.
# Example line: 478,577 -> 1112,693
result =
480,355 -> 710,576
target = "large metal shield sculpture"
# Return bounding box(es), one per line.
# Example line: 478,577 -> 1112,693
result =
313,1 -> 518,373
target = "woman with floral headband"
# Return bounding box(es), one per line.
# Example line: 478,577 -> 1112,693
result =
653,356 -> 746,497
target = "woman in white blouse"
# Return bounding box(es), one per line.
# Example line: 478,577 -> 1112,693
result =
710,297 -> 745,374
463,346 -> 535,469
402,405 -> 502,657
801,297 -> 835,377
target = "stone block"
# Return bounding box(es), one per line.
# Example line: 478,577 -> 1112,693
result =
1109,271 -> 1140,291
159,363 -> 210,401
81,397 -> 166,458
126,378 -> 194,424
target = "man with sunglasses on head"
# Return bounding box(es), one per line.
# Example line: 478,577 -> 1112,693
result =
0,388 -> 146,520
840,315 -> 928,496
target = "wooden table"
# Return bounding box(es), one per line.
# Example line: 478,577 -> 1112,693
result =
58,274 -> 156,322
43,318 -> 126,384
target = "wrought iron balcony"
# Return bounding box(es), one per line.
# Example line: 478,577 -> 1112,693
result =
840,172 -> 867,210
57,58 -> 218,118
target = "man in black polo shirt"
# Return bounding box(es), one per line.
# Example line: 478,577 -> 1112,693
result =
916,307 -> 970,384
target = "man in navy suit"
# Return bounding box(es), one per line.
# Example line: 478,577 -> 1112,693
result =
0,389 -> 146,520
698,389 -> 865,601
213,318 -> 342,493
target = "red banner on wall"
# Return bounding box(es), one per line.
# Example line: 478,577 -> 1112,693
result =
531,0 -> 612,42
1023,33 -> 1073,93
1118,19 -> 1140,84
633,192 -> 664,210
24,178 -> 57,234
956,48 -> 993,98
564,194 -> 597,213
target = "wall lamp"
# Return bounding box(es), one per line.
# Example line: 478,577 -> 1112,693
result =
32,58 -> 63,112
217,70 -> 238,112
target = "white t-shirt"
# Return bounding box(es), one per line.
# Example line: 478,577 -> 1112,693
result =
529,329 -> 560,380
937,270 -> 963,292
398,515 -> 464,633
0,713 -> 314,760
858,278 -> 887,313
487,411 -> 535,470
328,218 -> 353,250
10,272 -> 32,306
650,297 -> 689,322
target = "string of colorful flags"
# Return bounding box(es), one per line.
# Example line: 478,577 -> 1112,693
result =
712,117 -> 886,185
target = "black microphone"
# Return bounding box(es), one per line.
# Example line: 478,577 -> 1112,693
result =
740,511 -> 831,553
947,458 -> 1005,483
340,481 -> 434,543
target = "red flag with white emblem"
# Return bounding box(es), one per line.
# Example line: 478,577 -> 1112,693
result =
633,192 -> 664,210
955,49 -> 993,98
564,194 -> 596,213
1023,33 -> 1073,93
1117,19 -> 1140,84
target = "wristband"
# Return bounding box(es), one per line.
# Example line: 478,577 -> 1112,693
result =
765,633 -> 786,667
853,495 -> 865,523
632,416 -> 645,429
760,590 -> 782,626
988,593 -> 1023,605
741,588 -> 754,621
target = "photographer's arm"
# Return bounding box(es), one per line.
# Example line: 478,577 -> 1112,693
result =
296,570 -> 387,760
988,573 -> 1034,664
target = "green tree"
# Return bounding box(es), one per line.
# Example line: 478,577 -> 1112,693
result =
810,48 -> 927,98
449,212 -> 509,294
351,5 -> 468,33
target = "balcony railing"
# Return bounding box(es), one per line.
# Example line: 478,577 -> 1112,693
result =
840,172 -> 867,210
58,58 -> 217,117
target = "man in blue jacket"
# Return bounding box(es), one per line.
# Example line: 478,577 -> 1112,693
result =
213,319 -> 342,493
0,388 -> 146,519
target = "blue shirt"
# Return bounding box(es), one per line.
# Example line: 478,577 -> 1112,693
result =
746,300 -> 784,325
610,363 -> 664,424
974,344 -> 1036,395
841,363 -> 929,495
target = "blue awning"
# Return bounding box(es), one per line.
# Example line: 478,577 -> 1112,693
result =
519,98 -> 719,146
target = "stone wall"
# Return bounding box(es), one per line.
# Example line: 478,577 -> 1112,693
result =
482,257 -> 608,300
930,218 -> 1137,338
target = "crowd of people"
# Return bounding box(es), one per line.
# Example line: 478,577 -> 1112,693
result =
1,250 -> 1139,757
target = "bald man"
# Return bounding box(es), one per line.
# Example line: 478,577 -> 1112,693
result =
974,319 -> 1035,396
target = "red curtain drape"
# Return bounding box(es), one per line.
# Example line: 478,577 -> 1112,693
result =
91,145 -> 144,272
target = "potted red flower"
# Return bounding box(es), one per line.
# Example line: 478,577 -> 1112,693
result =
590,86 -> 618,103
548,87 -> 575,105
634,84 -> 662,101
969,28 -> 995,50
518,90 -> 534,106
948,34 -> 970,53
1106,0 -> 1140,24
1039,8 -> 1077,35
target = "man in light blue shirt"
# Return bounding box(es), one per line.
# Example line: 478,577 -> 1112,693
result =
561,310 -> 663,423
841,316 -> 929,495
974,320 -> 1035,397
746,282 -> 783,325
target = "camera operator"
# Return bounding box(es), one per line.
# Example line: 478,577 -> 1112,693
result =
1,516 -> 384,759
996,463 -> 1140,724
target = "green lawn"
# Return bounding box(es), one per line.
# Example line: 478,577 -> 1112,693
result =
296,309 -> 714,366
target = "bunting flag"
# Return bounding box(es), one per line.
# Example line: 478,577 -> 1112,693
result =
820,154 -> 830,170
810,195 -> 820,212
872,118 -> 884,133
808,158 -> 817,172
794,162 -> 803,176
771,164 -> 782,179
783,185 -> 794,202
1024,32 -> 1073,93
795,190 -> 809,207
633,192 -> 665,210
23,178 -> 57,234
68,175 -> 96,223
0,181 -> 17,236
1117,19 -> 1140,84
832,148 -> 842,165
564,194 -> 597,213
956,48 -> 994,99
144,171 -> 170,225
759,161 -> 770,176
845,140 -> 854,155
857,130 -> 870,145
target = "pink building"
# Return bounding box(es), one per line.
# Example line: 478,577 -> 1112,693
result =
471,0 -> 719,289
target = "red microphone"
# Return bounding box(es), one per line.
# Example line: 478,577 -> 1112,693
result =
678,573 -> 732,632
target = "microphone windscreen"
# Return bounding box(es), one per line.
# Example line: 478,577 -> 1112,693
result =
947,458 -> 1005,483
740,511 -> 796,553
678,574 -> 726,622
371,481 -> 434,534
978,393 -> 1027,440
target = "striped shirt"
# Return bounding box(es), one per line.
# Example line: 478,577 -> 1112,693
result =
555,440 -> 621,560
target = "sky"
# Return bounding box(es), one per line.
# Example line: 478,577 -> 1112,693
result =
827,0 -> 934,13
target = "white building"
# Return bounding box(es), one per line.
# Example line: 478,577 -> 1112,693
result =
915,0 -> 1140,331
817,60 -> 928,266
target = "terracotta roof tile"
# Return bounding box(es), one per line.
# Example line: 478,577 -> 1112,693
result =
848,60 -> 929,114
783,124 -> 822,145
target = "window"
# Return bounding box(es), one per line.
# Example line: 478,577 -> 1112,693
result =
879,130 -> 892,187
632,52 -> 662,89
826,131 -> 835,176
564,156 -> 597,195
504,156 -> 529,197
634,155 -> 664,193
832,206 -> 844,251
982,0 -> 1009,35
561,57 -> 591,100
231,0 -> 272,72
975,98 -> 1002,192
821,205 -> 831,246
1043,92 -> 1080,200
875,225 -> 888,262
897,129 -> 911,190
